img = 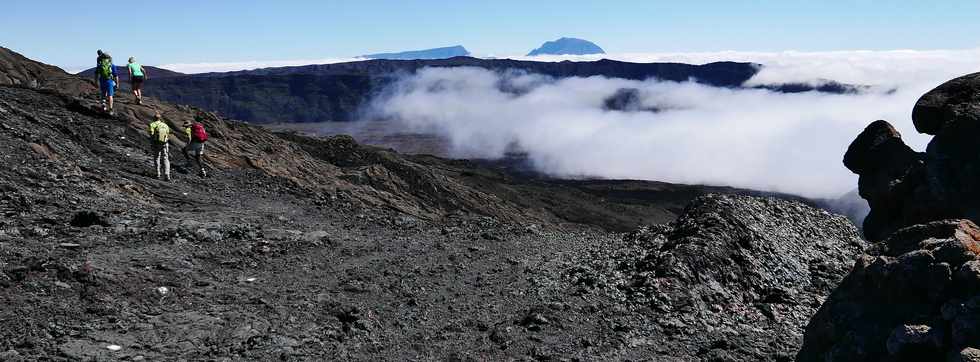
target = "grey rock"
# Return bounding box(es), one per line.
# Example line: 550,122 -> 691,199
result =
886,324 -> 943,356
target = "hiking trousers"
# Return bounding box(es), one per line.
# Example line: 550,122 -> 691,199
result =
183,141 -> 206,175
152,142 -> 170,180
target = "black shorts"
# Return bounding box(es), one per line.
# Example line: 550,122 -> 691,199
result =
131,75 -> 145,90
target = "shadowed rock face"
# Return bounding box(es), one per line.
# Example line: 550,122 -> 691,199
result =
801,72 -> 980,361
843,73 -> 980,241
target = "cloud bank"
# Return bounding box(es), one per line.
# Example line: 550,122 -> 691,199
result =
368,49 -> 980,198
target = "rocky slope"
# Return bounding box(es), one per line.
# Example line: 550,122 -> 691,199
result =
799,72 -> 980,361
0,47 -> 866,360
0,46 -> 95,96
557,195 -> 864,361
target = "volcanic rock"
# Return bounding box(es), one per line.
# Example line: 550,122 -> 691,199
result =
912,72 -> 980,135
798,220 -> 980,361
564,194 -> 865,360
801,72 -> 980,361
844,73 -> 980,241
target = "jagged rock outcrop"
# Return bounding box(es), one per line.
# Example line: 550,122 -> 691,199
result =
800,72 -> 980,361
798,220 -> 980,361
564,194 -> 865,360
843,72 -> 980,241
0,47 -> 95,95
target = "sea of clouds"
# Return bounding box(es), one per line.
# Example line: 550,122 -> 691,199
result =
366,49 -> 980,198
156,49 -> 980,198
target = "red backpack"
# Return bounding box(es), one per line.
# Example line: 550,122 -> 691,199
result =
191,123 -> 209,142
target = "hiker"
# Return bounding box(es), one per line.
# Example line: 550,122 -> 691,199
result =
127,57 -> 147,105
148,111 -> 172,181
95,50 -> 119,115
182,114 -> 209,177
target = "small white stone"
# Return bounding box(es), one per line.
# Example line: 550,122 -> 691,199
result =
156,286 -> 169,295
106,345 -> 122,351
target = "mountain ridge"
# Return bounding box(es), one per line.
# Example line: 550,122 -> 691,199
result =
361,45 -> 470,60
527,37 -> 605,56
147,57 -> 762,123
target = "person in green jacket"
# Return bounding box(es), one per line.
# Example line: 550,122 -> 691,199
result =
148,111 -> 172,181
127,57 -> 147,105
95,50 -> 119,115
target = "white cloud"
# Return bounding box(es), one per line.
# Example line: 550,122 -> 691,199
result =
516,49 -> 980,88
368,49 -> 980,198
147,48 -> 980,198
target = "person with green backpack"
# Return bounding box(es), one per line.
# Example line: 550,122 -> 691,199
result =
148,111 -> 172,181
127,57 -> 147,105
95,50 -> 119,115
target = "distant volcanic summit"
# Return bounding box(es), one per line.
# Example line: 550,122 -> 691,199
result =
361,45 -> 470,60
527,37 -> 605,56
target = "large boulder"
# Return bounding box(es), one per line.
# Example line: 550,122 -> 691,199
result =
912,72 -> 980,135
845,73 -> 980,241
802,72 -> 980,361
798,220 -> 980,361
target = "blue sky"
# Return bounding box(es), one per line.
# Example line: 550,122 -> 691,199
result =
3,0 -> 979,69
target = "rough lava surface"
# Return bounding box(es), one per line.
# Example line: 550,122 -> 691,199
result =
0,47 -> 864,361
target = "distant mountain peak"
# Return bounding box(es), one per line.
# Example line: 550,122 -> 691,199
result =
362,45 -> 470,60
527,37 -> 605,56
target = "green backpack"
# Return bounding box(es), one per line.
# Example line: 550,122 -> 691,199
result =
98,57 -> 113,79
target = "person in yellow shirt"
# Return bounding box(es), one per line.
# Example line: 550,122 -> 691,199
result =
147,111 -> 171,181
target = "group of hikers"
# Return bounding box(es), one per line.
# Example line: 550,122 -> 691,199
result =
95,49 -> 144,115
95,49 -> 208,181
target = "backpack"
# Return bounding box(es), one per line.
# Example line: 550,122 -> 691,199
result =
191,123 -> 208,142
98,57 -> 113,80
151,122 -> 170,143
